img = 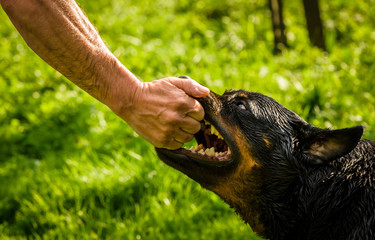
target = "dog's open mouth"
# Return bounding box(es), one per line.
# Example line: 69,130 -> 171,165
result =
169,120 -> 232,167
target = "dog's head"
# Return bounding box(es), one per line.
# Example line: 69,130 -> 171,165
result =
156,90 -> 363,235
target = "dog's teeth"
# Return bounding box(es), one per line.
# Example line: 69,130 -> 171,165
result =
209,125 -> 224,140
198,149 -> 205,154
211,147 -> 218,156
212,126 -> 218,136
204,147 -> 214,156
211,148 -> 216,156
196,144 -> 204,151
210,147 -> 215,156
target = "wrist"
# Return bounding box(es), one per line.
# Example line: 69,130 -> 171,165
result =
73,46 -> 142,121
101,57 -> 143,118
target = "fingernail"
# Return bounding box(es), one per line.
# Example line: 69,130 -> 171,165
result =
179,75 -> 191,79
196,85 -> 210,96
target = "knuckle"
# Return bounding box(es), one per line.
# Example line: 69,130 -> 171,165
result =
193,100 -> 204,112
188,99 -> 204,113
191,122 -> 202,133
183,134 -> 194,142
166,142 -> 183,150
183,121 -> 201,134
174,97 -> 190,109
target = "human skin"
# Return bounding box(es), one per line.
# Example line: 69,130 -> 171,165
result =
0,0 -> 210,149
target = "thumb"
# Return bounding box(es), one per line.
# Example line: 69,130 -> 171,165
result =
167,76 -> 210,98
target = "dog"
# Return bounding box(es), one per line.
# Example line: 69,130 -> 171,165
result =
156,90 -> 375,240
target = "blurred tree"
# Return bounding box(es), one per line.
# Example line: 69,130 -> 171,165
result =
269,0 -> 326,53
269,0 -> 288,53
302,0 -> 326,50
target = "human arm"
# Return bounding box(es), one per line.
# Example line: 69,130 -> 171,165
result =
0,0 -> 209,149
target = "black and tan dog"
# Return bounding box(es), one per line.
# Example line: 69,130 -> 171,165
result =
156,90 -> 375,240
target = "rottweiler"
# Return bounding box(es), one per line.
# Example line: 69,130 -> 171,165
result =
156,90 -> 375,240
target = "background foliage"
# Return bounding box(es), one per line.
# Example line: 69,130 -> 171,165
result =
0,0 -> 374,239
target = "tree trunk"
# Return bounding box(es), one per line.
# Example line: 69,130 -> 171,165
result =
269,0 -> 287,54
302,0 -> 326,50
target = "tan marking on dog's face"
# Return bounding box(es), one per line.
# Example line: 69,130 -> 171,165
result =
263,135 -> 272,148
210,124 -> 265,236
237,92 -> 250,98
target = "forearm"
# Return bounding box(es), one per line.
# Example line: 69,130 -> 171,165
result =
1,0 -> 210,149
0,0 -> 140,112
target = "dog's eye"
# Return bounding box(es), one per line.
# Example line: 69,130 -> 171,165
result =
236,102 -> 247,110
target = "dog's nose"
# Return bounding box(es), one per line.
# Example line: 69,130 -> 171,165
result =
178,75 -> 221,111
196,91 -> 222,116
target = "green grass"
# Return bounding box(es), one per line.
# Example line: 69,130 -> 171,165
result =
1,0 -> 375,239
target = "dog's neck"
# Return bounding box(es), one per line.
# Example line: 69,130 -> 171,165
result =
220,160 -> 301,239
208,164 -> 268,237
212,180 -> 266,237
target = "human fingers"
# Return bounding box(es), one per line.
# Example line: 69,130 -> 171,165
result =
144,116 -> 195,149
161,131 -> 194,150
179,116 -> 202,135
186,98 -> 205,122
165,76 -> 210,98
146,128 -> 185,150
163,139 -> 184,150
174,130 -> 195,145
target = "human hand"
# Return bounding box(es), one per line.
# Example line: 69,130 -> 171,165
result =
0,0 -> 209,150
120,76 -> 210,149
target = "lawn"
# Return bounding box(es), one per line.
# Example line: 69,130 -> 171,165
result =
0,0 -> 374,239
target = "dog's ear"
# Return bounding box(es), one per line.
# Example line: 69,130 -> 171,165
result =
301,125 -> 364,164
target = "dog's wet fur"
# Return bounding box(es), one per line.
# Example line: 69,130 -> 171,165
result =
156,90 -> 375,240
